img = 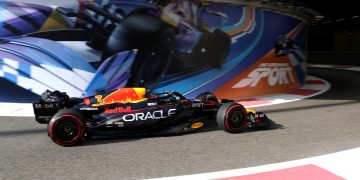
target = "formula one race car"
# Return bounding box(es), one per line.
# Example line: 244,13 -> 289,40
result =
33,88 -> 271,146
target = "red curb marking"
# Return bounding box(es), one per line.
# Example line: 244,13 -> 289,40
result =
306,80 -> 325,84
213,165 -> 344,180
237,99 -> 271,106
287,89 -> 320,96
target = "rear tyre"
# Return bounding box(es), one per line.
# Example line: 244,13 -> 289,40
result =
216,102 -> 247,133
48,109 -> 85,146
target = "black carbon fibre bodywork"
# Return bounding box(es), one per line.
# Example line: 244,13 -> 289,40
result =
34,89 -> 272,147
34,89 -> 222,137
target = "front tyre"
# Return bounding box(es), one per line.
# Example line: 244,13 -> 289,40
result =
216,102 -> 248,133
48,109 -> 85,146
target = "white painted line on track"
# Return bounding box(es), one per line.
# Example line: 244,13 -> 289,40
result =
147,147 -> 360,180
0,103 -> 34,117
307,64 -> 360,72
239,75 -> 331,108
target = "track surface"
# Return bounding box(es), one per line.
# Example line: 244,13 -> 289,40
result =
1,68 -> 360,180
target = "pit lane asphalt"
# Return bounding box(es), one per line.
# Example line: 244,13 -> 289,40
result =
1,68 -> 360,180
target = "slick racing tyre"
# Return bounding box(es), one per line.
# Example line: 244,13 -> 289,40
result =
48,109 -> 85,146
216,102 -> 248,133
195,91 -> 218,102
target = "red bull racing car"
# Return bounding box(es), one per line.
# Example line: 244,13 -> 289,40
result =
33,88 -> 271,146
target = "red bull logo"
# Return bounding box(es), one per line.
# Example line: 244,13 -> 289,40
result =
93,88 -> 147,106
104,106 -> 132,114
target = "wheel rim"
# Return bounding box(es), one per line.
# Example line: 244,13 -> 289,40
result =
50,114 -> 83,146
228,110 -> 244,129
55,118 -> 79,141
